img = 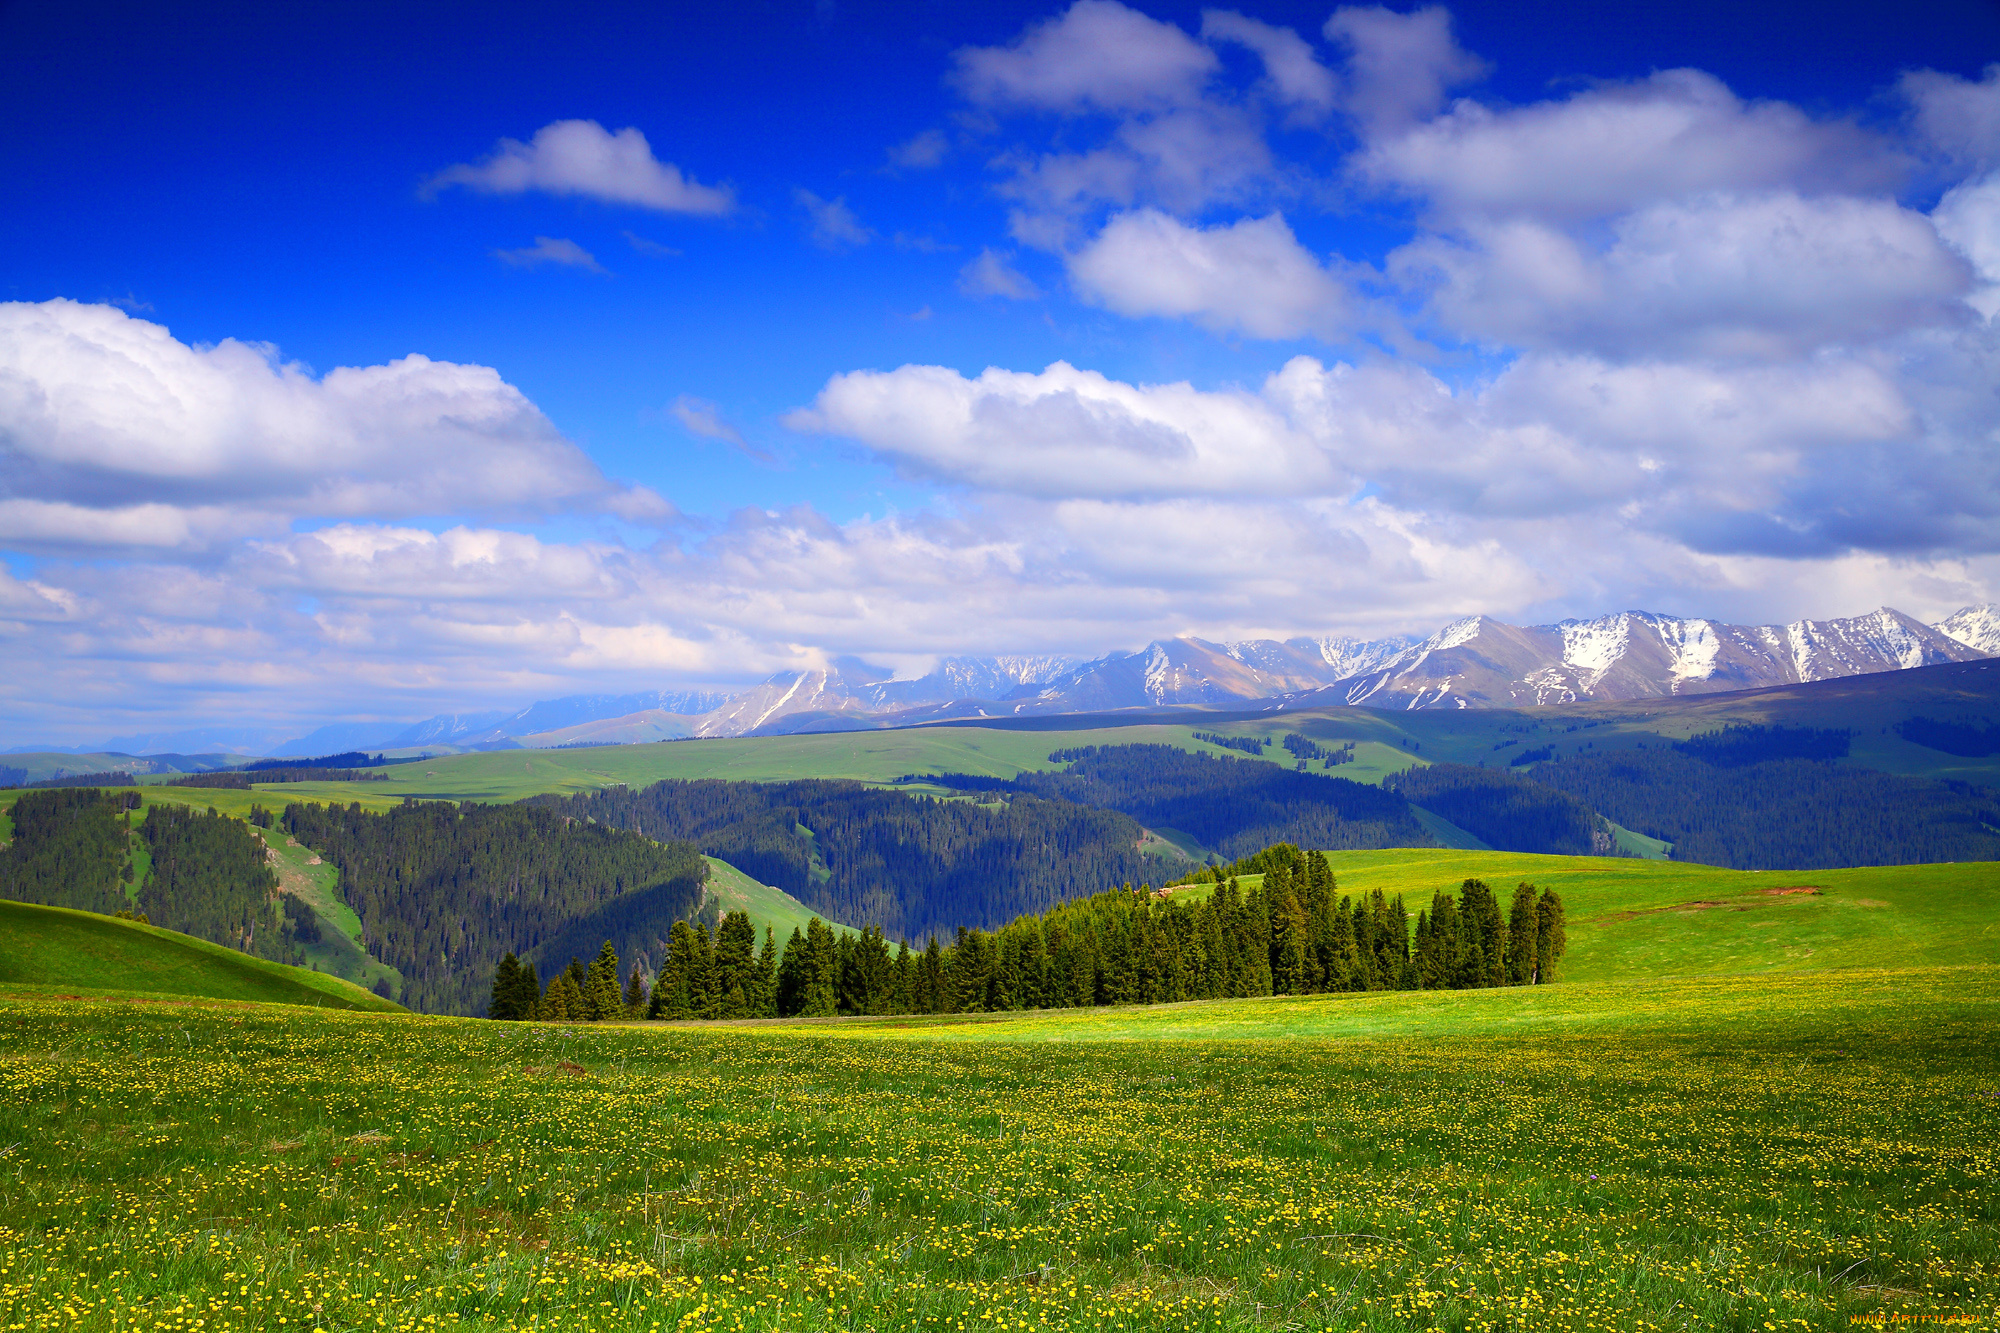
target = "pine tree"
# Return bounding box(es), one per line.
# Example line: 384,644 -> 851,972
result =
489,953 -> 523,1020
776,926 -> 808,1016
753,926 -> 779,1017
514,960 -> 542,1020
1535,887 -> 1567,983
585,941 -> 622,1021
802,918 -> 839,1017
1506,882 -> 1540,985
623,961 -> 649,1017
714,911 -> 757,1019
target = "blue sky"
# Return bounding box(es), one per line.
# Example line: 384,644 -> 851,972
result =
2,0 -> 1999,747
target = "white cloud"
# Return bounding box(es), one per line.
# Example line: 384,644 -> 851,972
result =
888,128 -> 951,169
493,236 -> 606,272
669,395 -> 745,445
1322,4 -> 1485,131
795,189 -> 873,249
622,230 -> 682,258
0,300 -> 657,553
1358,69 -> 1898,224
1902,63 -> 2000,167
788,359 -> 1338,500
1934,171 -> 2000,320
952,0 -> 1216,112
787,336 -> 2000,563
430,119 -> 733,215
1392,191 -> 1974,357
1199,10 -> 1334,114
1067,210 -> 1358,338
959,248 -> 1042,299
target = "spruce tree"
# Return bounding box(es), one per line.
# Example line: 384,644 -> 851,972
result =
489,953 -> 523,1020
623,961 -> 649,1017
803,918 -> 839,1017
514,960 -> 542,1020
776,926 -> 808,1016
585,941 -> 623,1021
1535,888 -> 1567,983
1506,882 -> 1540,986
753,926 -> 780,1017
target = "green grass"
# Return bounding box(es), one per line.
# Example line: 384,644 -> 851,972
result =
702,856 -> 854,942
0,899 -> 400,1011
249,723 -> 1435,806
0,965 -> 1992,1332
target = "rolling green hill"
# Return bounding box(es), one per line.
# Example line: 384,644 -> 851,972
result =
0,898 -> 402,1010
701,856 -> 855,943
1171,850 -> 1998,985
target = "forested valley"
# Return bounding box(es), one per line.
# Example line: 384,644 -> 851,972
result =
930,744 -> 1432,858
488,842 -> 1563,1022
1528,726 -> 2000,868
530,779 -> 1157,942
0,789 -> 309,965
280,801 -> 708,1015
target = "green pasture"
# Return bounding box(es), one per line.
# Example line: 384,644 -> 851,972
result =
0,899 -> 399,1011
1169,851 -> 1998,986
0,964 -> 1992,1333
703,855 -> 855,941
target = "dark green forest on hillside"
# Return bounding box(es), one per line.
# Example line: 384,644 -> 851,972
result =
1387,763 -> 1615,856
280,800 -> 707,1016
0,789 -> 309,966
137,804 -> 304,966
1531,730 -> 2000,869
533,780 -> 1155,943
930,744 -> 1432,857
0,788 -> 140,916
492,843 -> 1564,1022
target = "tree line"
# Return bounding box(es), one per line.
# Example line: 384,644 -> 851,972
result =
279,799 -> 708,1016
1386,762 -> 1618,857
137,803 -> 305,966
528,779 -> 1155,943
1531,740 -> 2000,869
485,844 -> 1566,1023
937,744 -> 1433,859
0,788 -> 311,966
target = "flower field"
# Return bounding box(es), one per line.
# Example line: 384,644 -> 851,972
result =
1,966 -> 1995,1332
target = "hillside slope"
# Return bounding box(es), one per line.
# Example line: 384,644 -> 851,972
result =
1288,850 -> 1998,984
0,899 -> 401,1010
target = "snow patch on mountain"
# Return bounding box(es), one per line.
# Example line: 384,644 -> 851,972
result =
1936,604 -> 2000,655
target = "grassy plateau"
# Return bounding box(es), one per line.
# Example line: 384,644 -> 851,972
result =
0,964 -> 1993,1332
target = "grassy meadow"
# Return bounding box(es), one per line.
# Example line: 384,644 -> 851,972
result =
0,965 -> 1993,1333
0,900 -> 397,1012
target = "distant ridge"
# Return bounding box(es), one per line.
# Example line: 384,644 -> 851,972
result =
130,602 -> 2000,757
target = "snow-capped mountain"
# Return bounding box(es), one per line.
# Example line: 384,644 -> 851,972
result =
1322,607 -> 1983,710
1937,604 -> 2000,656
264,604 -> 1997,750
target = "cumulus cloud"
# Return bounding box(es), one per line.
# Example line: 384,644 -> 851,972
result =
0,300 -> 659,552
1322,4 -> 1485,131
493,236 -> 606,272
1199,10 -> 1335,114
954,1 -> 1279,240
788,334 -> 2000,561
952,0 -> 1217,112
959,249 -> 1042,299
1902,63 -> 2000,168
1358,69 -> 1899,224
430,119 -> 733,215
795,189 -> 873,249
1934,172 -> 2000,319
1067,210 -> 1359,338
1392,191 -> 1974,357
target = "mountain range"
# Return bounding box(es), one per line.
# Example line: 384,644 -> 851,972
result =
235,602 -> 1993,754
